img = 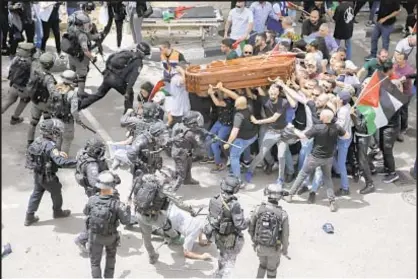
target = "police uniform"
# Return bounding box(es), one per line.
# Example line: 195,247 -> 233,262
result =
26,53 -> 59,146
3,42 -> 35,124
248,184 -> 290,279
51,70 -> 80,154
170,111 -> 206,191
84,171 -> 131,278
78,43 -> 150,113
133,173 -> 196,264
24,119 -> 77,226
204,176 -> 248,278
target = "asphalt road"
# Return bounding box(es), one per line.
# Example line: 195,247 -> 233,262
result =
1,14 -> 416,278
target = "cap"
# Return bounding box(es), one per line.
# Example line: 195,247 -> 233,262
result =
322,223 -> 334,234
152,91 -> 166,103
338,90 -> 351,102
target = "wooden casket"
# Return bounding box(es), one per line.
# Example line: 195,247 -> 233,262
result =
185,53 -> 296,95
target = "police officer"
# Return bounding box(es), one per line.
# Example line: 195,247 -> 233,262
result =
132,173 -> 198,264
64,11 -> 99,97
84,171 -> 131,278
50,70 -> 80,154
130,102 -> 162,140
26,52 -> 59,147
203,175 -> 248,278
248,184 -> 290,279
78,42 -> 151,113
3,42 -> 36,125
170,111 -> 206,191
24,119 -> 77,226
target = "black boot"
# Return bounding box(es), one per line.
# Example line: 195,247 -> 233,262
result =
10,116 -> 24,125
53,209 -> 71,218
24,213 -> 39,226
359,183 -> 375,195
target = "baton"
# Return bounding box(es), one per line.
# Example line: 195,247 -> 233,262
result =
76,120 -> 97,134
88,57 -> 104,75
283,254 -> 291,260
203,128 -> 242,149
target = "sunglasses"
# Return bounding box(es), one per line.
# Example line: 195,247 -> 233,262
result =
244,51 -> 253,54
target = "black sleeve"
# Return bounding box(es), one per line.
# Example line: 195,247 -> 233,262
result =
301,20 -> 309,36
304,125 -> 317,138
178,52 -> 186,63
233,112 -> 244,129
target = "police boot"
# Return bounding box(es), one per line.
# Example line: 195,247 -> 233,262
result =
184,178 -> 199,185
149,253 -> 159,264
10,116 -> 24,125
24,213 -> 39,226
53,209 -> 71,219
359,183 -> 375,195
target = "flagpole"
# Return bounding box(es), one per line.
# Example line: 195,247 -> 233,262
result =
354,72 -> 389,107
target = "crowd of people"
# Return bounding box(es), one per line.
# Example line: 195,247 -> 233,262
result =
1,1 -> 417,278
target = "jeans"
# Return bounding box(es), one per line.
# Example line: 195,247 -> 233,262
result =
379,126 -> 398,173
34,17 -> 43,49
129,14 -> 143,44
368,1 -> 380,22
356,136 -> 374,185
206,121 -> 232,164
289,155 -> 335,201
332,137 -> 352,190
370,23 -> 395,57
335,39 -> 352,60
258,124 -> 274,164
230,135 -> 258,179
297,139 -> 313,171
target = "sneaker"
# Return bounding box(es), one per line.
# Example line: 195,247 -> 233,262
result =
74,238 -> 88,254
226,158 -> 231,167
211,163 -> 226,173
283,195 -> 293,203
307,192 -> 316,204
364,55 -> 375,61
337,189 -> 350,196
24,214 -> 39,226
373,152 -> 383,161
264,164 -> 273,175
382,172 -> 399,184
241,160 -> 251,168
10,116 -> 24,125
245,171 -> 253,183
149,253 -> 159,264
329,201 -> 337,212
397,133 -> 404,142
200,157 -> 214,164
359,183 -> 375,194
53,209 -> 71,218
297,185 -> 309,195
365,20 -> 375,27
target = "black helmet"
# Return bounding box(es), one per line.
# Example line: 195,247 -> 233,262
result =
80,1 -> 96,12
263,184 -> 289,200
39,52 -> 56,69
182,111 -> 204,127
85,137 -> 106,158
39,119 -> 64,139
142,102 -> 159,119
149,121 -> 168,137
136,42 -> 151,56
220,175 -> 241,194
72,11 -> 91,25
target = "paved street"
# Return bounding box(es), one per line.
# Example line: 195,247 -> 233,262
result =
1,13 -> 417,278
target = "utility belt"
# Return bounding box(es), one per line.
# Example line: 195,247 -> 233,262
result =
11,84 -> 26,92
31,93 -> 49,105
55,113 -> 73,123
141,210 -> 159,217
214,231 -> 239,250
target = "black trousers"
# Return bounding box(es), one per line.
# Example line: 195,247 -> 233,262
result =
26,173 -> 63,214
9,22 -> 35,55
103,18 -> 124,48
41,19 -> 61,53
379,126 -> 399,173
0,13 -> 8,48
78,79 -> 134,113
356,136 -> 374,184
353,0 -> 373,17
400,101 -> 410,132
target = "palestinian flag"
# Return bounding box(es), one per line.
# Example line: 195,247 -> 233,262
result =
232,39 -> 246,51
356,71 -> 410,135
148,80 -> 167,101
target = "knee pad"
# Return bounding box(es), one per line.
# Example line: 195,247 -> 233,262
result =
162,218 -> 172,231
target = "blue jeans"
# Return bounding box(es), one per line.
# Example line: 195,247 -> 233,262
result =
332,137 -> 352,190
310,167 -> 323,193
67,7 -> 78,16
335,39 -> 352,61
34,17 -> 43,49
369,1 -> 380,22
284,145 -> 295,176
298,139 -> 314,171
230,136 -> 258,179
370,23 -> 395,57
207,121 -> 232,164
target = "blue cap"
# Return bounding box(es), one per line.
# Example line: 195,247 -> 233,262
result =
322,223 -> 334,234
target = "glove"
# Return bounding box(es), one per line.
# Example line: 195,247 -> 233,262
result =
91,56 -> 97,63
190,208 -> 197,217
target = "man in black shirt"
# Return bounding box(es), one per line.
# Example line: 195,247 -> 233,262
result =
285,109 -> 349,212
333,2 -> 354,60
302,10 -> 325,37
365,0 -> 401,60
224,96 -> 258,187
253,32 -> 272,55
245,81 -> 297,186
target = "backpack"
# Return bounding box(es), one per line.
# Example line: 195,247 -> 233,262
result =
61,31 -> 83,57
134,177 -> 162,213
51,93 -> 72,121
106,51 -> 137,71
8,57 -> 32,87
254,204 -> 282,247
25,139 -> 46,172
88,198 -> 117,235
28,70 -> 50,103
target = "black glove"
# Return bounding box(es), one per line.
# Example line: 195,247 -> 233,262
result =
91,56 -> 98,63
113,174 -> 121,185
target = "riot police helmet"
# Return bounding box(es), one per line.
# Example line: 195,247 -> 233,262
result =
182,111 -> 204,128
142,102 -> 159,118
39,118 -> 64,139
60,70 -> 77,85
95,171 -> 117,190
136,42 -> 151,56
220,175 -> 241,194
80,2 -> 96,12
264,183 -> 289,201
149,121 -> 168,138
16,42 -> 35,58
39,52 -> 56,69
85,137 -> 106,158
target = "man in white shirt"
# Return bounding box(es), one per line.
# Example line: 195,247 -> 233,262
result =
224,1 -> 254,56
394,35 -> 416,61
167,62 -> 191,127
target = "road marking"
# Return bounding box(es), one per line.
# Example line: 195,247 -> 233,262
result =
2,203 -> 20,210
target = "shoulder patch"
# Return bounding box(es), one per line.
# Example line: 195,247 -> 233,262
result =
52,148 -> 60,156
